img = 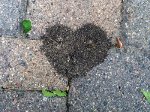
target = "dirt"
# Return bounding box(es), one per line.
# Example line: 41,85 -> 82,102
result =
41,23 -> 112,80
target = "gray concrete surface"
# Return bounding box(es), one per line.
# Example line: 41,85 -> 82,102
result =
0,0 -> 27,37
68,0 -> 150,111
0,89 -> 67,112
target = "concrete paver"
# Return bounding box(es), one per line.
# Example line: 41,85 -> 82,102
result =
68,0 -> 150,111
26,0 -> 121,39
0,0 -> 121,91
0,1 -> 68,111
1,0 -> 149,111
0,0 -> 27,37
0,37 -> 68,90
0,90 -> 67,112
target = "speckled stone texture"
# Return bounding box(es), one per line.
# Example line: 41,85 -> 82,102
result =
1,0 -> 150,111
0,90 -> 67,112
0,0 -> 27,37
26,0 -> 121,39
68,0 -> 150,111
0,37 -> 68,90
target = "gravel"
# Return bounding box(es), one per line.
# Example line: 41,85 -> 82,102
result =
41,24 -> 112,79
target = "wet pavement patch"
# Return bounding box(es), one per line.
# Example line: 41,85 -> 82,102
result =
41,23 -> 112,79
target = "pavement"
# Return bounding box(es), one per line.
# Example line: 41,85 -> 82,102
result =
0,37 -> 68,90
68,0 -> 150,111
26,0 -> 121,39
0,89 -> 67,112
0,0 -> 27,37
0,0 -> 150,112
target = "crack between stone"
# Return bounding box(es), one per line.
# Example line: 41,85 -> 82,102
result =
66,78 -> 72,112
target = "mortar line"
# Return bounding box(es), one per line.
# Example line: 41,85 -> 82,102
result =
66,78 -> 72,112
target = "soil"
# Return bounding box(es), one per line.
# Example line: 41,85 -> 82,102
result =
40,23 -> 112,79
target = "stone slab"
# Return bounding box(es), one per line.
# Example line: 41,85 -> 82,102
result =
68,0 -> 150,111
0,90 -> 67,112
26,0 -> 121,39
0,0 -> 27,37
0,37 -> 68,90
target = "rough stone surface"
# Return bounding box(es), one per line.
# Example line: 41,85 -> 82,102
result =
0,90 -> 67,112
68,0 -> 150,111
0,37 -> 68,90
26,0 -> 121,39
0,0 -> 27,37
1,0 -> 150,111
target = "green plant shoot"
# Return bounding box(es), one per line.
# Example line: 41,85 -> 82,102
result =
42,89 -> 56,97
52,89 -> 67,97
21,19 -> 32,33
141,89 -> 150,103
42,89 -> 67,97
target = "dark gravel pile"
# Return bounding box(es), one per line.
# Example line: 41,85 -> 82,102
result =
41,23 -> 112,79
